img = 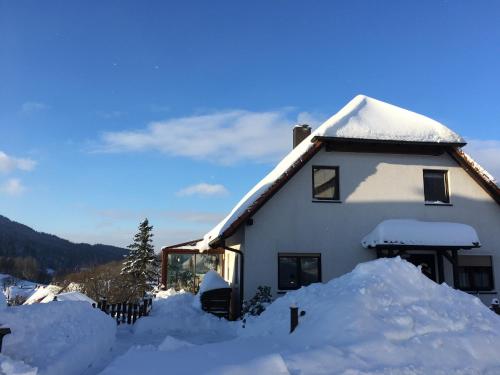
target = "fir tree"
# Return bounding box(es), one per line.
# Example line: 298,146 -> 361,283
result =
121,218 -> 159,298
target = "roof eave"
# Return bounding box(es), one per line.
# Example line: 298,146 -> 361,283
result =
312,136 -> 467,148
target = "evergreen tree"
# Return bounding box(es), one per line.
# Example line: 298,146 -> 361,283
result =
121,218 -> 159,298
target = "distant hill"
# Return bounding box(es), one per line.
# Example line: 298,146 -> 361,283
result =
0,215 -> 127,274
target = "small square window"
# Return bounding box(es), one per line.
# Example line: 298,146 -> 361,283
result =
423,170 -> 449,204
457,255 -> 494,291
278,254 -> 321,290
313,166 -> 339,200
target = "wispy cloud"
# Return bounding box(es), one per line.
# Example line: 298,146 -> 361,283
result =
177,183 -> 228,197
464,139 -> 500,181
1,178 -> 26,196
97,110 -> 125,119
95,109 -> 325,164
21,101 -> 47,113
0,151 -> 37,173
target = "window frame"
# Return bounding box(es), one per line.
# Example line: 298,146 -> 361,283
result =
423,169 -> 450,204
312,165 -> 340,201
457,256 -> 495,292
277,253 -> 322,290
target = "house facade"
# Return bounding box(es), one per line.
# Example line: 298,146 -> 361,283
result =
162,95 -> 500,312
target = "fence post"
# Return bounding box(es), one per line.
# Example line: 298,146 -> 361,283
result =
127,303 -> 133,324
132,304 -> 138,324
290,305 -> 299,333
116,303 -> 121,325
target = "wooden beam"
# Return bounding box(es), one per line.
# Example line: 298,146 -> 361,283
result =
437,252 -> 444,284
452,250 -> 459,289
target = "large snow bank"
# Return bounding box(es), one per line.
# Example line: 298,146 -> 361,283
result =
100,258 -> 500,374
195,95 -> 465,251
361,219 -> 481,248
197,270 -> 229,295
133,291 -> 235,344
1,302 -> 115,375
241,257 -> 500,373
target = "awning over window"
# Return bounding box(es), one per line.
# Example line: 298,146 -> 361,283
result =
361,219 -> 481,249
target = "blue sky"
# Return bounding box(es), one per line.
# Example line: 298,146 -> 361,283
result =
1,1 -> 499,249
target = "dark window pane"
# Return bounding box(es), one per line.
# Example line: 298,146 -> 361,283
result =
473,269 -> 491,289
279,257 -> 298,289
458,270 -> 471,289
300,257 -> 320,285
313,167 -> 339,200
423,170 -> 449,203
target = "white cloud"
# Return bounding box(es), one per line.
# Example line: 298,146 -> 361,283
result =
96,109 -> 324,164
0,151 -> 37,173
21,101 -> 47,113
177,183 -> 229,197
1,178 -> 26,196
464,139 -> 500,181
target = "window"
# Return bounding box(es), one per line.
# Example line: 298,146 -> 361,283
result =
313,166 -> 339,200
423,170 -> 449,204
278,254 -> 321,290
457,255 -> 494,291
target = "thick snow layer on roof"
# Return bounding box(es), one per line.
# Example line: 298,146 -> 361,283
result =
361,219 -> 481,248
23,285 -> 61,305
194,95 -> 465,250
316,95 -> 465,143
52,291 -> 96,304
197,270 -> 229,295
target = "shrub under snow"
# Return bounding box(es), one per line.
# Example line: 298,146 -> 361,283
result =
1,301 -> 116,375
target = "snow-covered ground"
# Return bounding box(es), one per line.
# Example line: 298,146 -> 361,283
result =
3,258 -> 500,375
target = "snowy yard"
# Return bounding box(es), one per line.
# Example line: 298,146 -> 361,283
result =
3,258 -> 500,375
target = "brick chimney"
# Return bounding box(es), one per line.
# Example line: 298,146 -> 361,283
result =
293,124 -> 312,148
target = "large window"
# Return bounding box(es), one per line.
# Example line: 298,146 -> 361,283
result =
313,166 -> 339,201
278,253 -> 321,290
423,170 -> 449,204
167,253 -> 223,293
457,255 -> 494,291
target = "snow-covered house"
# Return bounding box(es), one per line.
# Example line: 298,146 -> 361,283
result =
162,95 -> 500,312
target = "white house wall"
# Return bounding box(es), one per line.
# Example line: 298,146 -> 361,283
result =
242,148 -> 500,303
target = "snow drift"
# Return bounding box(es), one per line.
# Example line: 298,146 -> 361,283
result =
101,258 -> 500,374
1,301 -> 116,375
241,257 -> 500,373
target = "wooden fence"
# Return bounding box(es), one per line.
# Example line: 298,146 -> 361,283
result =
92,298 -> 153,325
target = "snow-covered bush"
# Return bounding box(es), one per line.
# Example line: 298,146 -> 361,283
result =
242,286 -> 272,317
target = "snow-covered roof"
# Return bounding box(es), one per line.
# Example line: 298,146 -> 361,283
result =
314,95 -> 465,144
53,291 -> 96,304
193,96 -> 468,251
361,219 -> 481,249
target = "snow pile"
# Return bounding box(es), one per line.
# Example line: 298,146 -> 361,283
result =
197,270 -> 229,295
196,95 -> 465,251
134,291 -> 236,344
361,219 -> 481,248
241,257 -> 500,373
157,336 -> 194,352
100,258 -> 500,374
1,301 -> 115,375
0,289 -> 6,309
23,285 -> 61,305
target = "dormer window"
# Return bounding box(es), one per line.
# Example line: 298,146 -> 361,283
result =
313,166 -> 340,201
423,170 -> 450,204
